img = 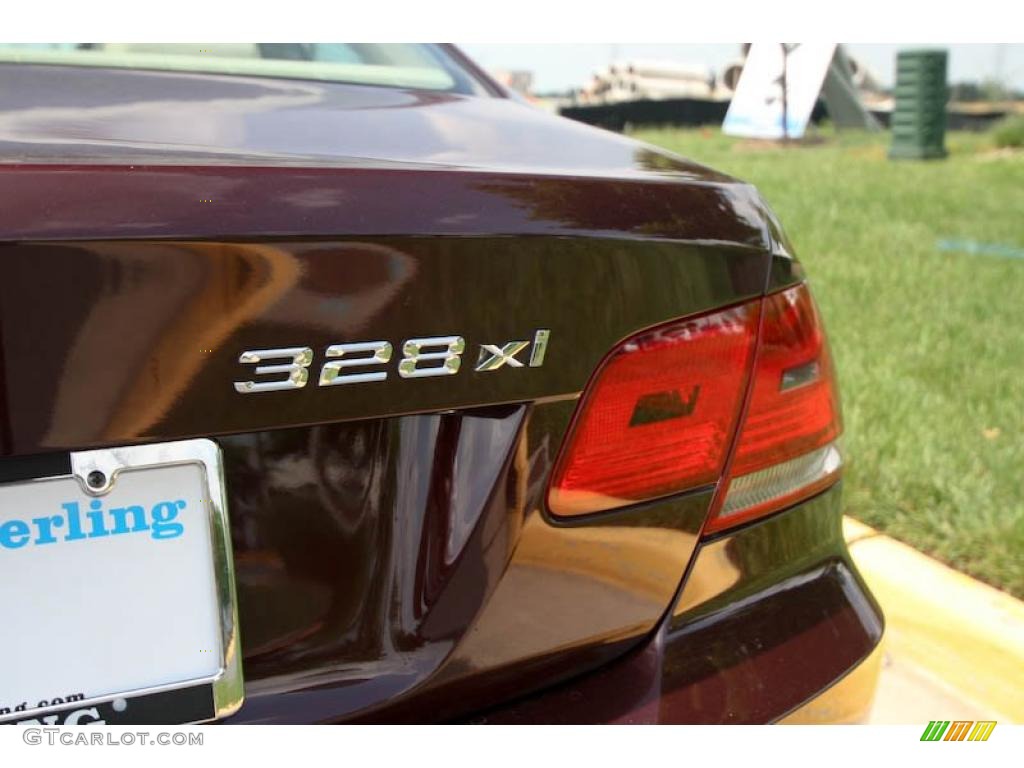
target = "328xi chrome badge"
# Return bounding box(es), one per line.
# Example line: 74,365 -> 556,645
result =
234,329 -> 550,393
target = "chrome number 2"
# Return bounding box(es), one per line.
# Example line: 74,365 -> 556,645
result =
319,341 -> 393,386
234,330 -> 549,393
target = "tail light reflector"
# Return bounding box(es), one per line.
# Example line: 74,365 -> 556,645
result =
547,302 -> 759,516
707,283 -> 843,532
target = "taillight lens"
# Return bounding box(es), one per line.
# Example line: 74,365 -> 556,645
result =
547,281 -> 843,531
548,302 -> 759,516
707,283 -> 843,532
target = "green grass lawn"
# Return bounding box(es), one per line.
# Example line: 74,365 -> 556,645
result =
632,126 -> 1024,597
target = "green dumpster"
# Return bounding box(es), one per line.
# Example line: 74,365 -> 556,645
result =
889,49 -> 948,160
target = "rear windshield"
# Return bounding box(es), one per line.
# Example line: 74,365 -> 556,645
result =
0,43 -> 487,94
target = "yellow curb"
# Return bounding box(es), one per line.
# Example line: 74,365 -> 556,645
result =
780,640 -> 885,724
843,516 -> 1024,722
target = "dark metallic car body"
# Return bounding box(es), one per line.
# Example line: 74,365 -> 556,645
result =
0,46 -> 883,723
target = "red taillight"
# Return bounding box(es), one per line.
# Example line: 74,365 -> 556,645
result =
547,302 -> 760,516
547,282 -> 843,532
707,283 -> 843,532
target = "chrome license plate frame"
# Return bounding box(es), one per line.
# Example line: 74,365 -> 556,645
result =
0,438 -> 243,725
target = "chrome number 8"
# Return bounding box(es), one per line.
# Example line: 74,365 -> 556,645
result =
319,341 -> 393,386
234,347 -> 313,393
398,336 -> 466,379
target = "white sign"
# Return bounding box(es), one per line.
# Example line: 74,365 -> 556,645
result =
723,43 -> 837,139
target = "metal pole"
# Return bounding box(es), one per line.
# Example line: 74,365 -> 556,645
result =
780,43 -> 789,143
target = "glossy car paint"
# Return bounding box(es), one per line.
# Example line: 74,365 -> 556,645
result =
0,233 -> 744,721
469,485 -> 883,724
0,238 -> 770,454
0,55 -> 878,723
0,62 -> 763,244
213,402 -> 714,723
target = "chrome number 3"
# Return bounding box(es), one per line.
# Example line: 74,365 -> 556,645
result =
234,330 -> 549,393
233,347 -> 314,393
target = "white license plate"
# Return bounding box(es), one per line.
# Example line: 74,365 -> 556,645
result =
0,439 -> 243,725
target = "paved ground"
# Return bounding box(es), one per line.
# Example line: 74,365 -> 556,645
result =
843,518 -> 1024,724
869,652 -> 997,724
